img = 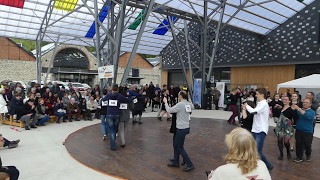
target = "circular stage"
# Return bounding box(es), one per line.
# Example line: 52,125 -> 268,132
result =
65,117 -> 320,180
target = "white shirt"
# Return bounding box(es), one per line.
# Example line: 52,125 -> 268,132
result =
246,99 -> 269,134
208,160 -> 271,180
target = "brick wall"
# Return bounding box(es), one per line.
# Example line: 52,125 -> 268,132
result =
0,37 -> 35,61
118,52 -> 153,69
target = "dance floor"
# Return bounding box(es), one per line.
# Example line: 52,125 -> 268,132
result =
65,117 -> 320,180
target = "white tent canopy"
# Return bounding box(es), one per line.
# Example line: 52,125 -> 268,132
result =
277,74 -> 320,91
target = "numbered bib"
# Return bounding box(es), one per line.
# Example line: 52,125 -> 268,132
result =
119,103 -> 128,110
133,98 -> 138,104
102,100 -> 108,106
185,105 -> 191,112
109,100 -> 118,106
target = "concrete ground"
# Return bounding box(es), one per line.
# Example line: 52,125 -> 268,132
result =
0,107 -> 319,180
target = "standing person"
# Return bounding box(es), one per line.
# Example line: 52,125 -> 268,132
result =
240,101 -> 255,132
158,89 -> 171,121
227,89 -> 238,125
243,88 -> 273,170
119,90 -> 133,147
51,82 -> 60,95
102,84 -> 133,150
290,93 -> 303,151
168,84 -> 176,106
147,82 -> 155,107
91,84 -> 100,98
132,91 -> 147,124
306,92 -> 319,112
291,98 -> 316,162
269,93 -> 283,124
165,91 -> 195,172
0,135 -> 19,180
100,89 -> 109,140
212,87 -> 221,110
58,86 -> 67,100
275,96 -> 297,160
208,128 -> 271,180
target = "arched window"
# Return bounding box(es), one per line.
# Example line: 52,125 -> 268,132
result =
54,48 -> 89,69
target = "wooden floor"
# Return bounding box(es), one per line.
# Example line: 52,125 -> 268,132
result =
65,117 -> 320,180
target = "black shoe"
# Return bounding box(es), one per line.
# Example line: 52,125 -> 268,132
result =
287,152 -> 291,160
121,144 -> 125,148
167,118 -> 171,121
169,159 -> 174,162
152,110 -> 155,112
182,166 -> 195,172
267,166 -> 273,171
181,162 -> 186,166
306,156 -> 311,162
167,163 -> 180,168
138,122 -> 143,124
25,126 -> 30,130
157,117 -> 162,121
75,118 -> 80,121
12,139 -> 20,144
8,143 -> 18,149
36,123 -> 40,126
30,125 -> 37,128
40,123 -> 46,126
68,118 -> 72,122
278,155 -> 283,160
132,120 -> 137,124
111,148 -> 116,151
294,158 -> 302,163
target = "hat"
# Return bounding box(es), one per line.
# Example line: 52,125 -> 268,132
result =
0,88 -> 4,92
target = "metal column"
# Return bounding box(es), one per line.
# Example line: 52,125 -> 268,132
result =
120,0 -> 155,86
169,18 -> 193,100
201,1 -> 208,107
94,0 -> 103,89
183,19 -> 193,94
44,35 -> 60,84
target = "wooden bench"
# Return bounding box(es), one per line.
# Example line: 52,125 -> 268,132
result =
1,114 -> 24,128
49,116 -> 57,123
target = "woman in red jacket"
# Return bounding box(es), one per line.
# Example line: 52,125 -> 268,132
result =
44,92 -> 55,115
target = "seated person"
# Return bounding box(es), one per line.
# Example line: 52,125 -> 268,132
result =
208,128 -> 271,180
62,93 -> 70,107
9,93 -> 23,116
0,135 -> 19,180
16,99 -> 37,130
0,135 -> 20,149
35,98 -> 50,126
34,93 -> 41,107
44,92 -> 55,115
70,92 -> 80,104
86,96 -> 98,120
0,88 -> 8,115
54,98 -> 67,123
67,98 -> 80,122
79,98 -> 88,120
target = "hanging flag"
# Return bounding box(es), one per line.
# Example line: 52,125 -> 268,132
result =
128,10 -> 145,30
0,0 -> 25,8
54,0 -> 79,12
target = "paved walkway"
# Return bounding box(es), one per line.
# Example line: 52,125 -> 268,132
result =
0,108 -> 319,180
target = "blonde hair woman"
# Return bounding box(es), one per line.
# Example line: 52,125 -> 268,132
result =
208,128 -> 271,180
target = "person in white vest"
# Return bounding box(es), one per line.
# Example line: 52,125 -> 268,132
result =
0,88 -> 9,114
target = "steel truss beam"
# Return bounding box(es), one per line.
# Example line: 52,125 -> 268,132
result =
120,0 -> 155,85
44,35 -> 60,84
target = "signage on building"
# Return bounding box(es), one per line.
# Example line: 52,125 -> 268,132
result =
216,82 -> 225,108
192,79 -> 202,106
98,65 -> 114,79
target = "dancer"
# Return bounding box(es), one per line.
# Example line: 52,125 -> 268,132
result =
132,90 -> 147,124
165,91 -> 195,172
158,89 -> 171,121
243,88 -> 273,170
227,89 -> 238,125
119,91 -> 133,147
275,96 -> 297,160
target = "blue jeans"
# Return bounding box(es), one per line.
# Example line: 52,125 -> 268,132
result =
100,115 -> 109,135
173,128 -> 193,167
107,115 -> 120,149
252,132 -> 273,169
55,112 -> 66,121
38,115 -> 50,124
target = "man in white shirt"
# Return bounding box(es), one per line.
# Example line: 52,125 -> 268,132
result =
243,88 -> 273,170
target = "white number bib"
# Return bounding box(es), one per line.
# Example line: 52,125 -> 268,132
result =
109,100 -> 118,106
119,103 -> 128,110
133,99 -> 138,104
185,105 -> 191,112
102,100 -> 108,106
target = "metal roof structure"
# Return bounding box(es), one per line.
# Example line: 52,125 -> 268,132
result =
0,0 -> 315,56
0,0 -> 316,103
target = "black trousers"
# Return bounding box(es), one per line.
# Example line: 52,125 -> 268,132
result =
295,130 -> 313,159
3,138 -> 11,147
2,166 -> 19,180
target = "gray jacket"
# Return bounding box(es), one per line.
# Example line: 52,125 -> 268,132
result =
165,99 -> 194,129
120,102 -> 133,122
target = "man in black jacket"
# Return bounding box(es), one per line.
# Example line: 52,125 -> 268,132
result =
0,135 -> 19,180
51,82 -> 60,95
147,82 -> 155,107
17,99 -> 37,130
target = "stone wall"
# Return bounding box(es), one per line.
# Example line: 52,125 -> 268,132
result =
116,65 -> 161,85
0,59 -> 36,83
